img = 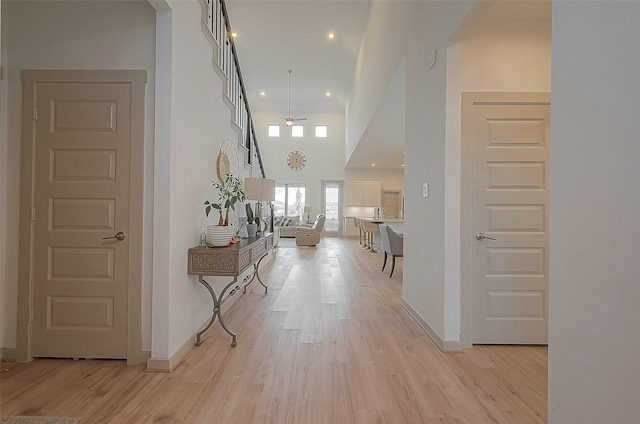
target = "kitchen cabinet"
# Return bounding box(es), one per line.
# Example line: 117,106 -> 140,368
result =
345,181 -> 381,206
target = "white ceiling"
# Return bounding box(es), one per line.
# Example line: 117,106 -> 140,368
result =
225,0 -> 551,170
226,0 -> 371,116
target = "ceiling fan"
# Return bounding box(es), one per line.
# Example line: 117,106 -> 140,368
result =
283,69 -> 307,126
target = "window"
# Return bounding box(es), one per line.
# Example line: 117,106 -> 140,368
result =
291,125 -> 304,138
268,124 -> 280,137
274,183 -> 306,217
315,125 -> 328,138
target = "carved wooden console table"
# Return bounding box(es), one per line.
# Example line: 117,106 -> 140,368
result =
187,233 -> 274,347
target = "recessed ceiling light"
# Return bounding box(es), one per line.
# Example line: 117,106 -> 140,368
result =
401,164 -> 405,167
325,92 -> 331,97
231,31 -> 238,38
260,91 -> 266,96
328,32 -> 335,39
371,163 -> 375,167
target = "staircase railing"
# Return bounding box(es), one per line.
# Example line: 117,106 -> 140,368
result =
201,0 -> 266,178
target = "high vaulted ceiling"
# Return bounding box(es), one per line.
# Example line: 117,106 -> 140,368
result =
225,0 -> 551,170
226,0 -> 371,116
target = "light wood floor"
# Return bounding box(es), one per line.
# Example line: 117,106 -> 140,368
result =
1,237 -> 547,423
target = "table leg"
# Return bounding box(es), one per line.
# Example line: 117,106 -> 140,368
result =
195,276 -> 241,347
243,254 -> 269,294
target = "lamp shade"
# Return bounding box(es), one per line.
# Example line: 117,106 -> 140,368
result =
244,177 -> 276,201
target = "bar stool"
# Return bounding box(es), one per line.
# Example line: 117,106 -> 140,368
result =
362,220 -> 380,252
361,218 -> 371,249
353,217 -> 363,246
357,218 -> 367,248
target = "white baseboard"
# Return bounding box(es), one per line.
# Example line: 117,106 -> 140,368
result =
1,347 -> 17,360
401,298 -> 462,352
147,335 -> 193,373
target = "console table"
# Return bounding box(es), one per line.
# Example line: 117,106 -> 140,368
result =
187,233 -> 274,347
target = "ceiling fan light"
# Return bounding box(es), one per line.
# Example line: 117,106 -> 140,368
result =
286,119 -> 293,126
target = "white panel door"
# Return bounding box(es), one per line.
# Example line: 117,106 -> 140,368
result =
472,100 -> 550,344
31,80 -> 133,358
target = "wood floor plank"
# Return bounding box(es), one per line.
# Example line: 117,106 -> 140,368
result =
1,237 -> 547,423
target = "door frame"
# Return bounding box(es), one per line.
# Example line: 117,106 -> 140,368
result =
320,180 -> 344,236
460,92 -> 550,347
17,70 -> 147,363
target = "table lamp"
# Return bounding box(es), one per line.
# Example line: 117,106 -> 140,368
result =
303,206 -> 312,223
244,177 -> 276,234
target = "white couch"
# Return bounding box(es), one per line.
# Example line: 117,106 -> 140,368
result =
274,216 -> 300,238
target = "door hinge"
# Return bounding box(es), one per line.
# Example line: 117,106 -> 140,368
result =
31,208 -> 36,221
33,106 -> 38,121
28,308 -> 34,322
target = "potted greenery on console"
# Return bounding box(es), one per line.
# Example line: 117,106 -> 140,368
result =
245,203 -> 260,237
204,174 -> 246,246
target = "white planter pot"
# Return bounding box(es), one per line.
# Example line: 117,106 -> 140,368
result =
206,225 -> 235,247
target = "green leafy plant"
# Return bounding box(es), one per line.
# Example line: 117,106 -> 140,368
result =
204,174 -> 246,226
245,202 -> 261,227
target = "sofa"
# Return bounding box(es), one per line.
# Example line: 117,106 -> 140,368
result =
274,216 -> 301,238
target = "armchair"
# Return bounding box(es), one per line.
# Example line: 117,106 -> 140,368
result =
295,213 -> 326,246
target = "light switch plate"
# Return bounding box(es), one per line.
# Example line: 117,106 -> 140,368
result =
423,182 -> 429,198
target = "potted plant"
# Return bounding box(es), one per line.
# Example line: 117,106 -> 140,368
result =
204,174 -> 246,246
245,203 -> 261,237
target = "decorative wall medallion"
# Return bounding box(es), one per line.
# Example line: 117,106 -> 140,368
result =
287,150 -> 306,170
217,138 -> 239,181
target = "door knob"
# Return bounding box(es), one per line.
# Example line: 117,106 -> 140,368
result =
475,233 -> 496,241
102,231 -> 126,241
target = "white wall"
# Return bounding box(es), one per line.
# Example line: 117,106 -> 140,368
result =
151,0 -> 256,360
460,20 -> 551,91
349,1 -> 551,347
253,112 -> 346,217
348,1 -> 473,344
0,0 -> 6,354
344,168 -> 404,192
549,2 -> 640,422
409,5 -> 551,346
452,15 -> 551,344
2,0 -> 156,352
402,1 -> 478,345
344,1 -> 416,165
253,111 -> 404,227
1,0 -> 253,363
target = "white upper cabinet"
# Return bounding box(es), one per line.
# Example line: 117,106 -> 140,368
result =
345,181 -> 381,206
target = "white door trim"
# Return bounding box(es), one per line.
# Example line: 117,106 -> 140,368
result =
320,180 -> 344,236
460,92 -> 550,347
17,70 -> 147,363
